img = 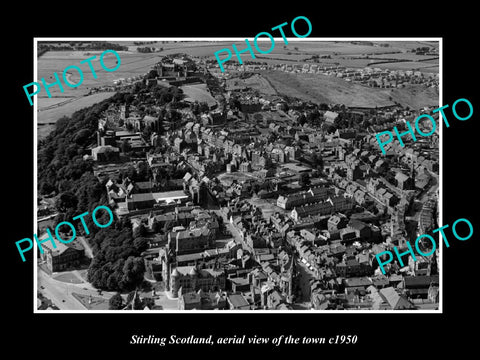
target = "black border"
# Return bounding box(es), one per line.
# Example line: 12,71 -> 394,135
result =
7,6 -> 478,355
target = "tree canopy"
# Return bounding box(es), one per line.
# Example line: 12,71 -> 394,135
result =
109,293 -> 124,310
87,227 -> 146,291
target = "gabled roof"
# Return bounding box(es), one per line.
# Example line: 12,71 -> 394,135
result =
395,172 -> 410,182
404,275 -> 439,288
379,287 -> 414,310
227,294 -> 250,309
344,277 -> 372,287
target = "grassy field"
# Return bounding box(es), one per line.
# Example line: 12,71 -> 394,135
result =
260,70 -> 438,109
180,83 -> 218,107
225,73 -> 277,96
72,292 -> 109,310
53,272 -> 84,284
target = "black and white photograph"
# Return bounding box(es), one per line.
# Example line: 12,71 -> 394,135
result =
6,6 -> 479,356
33,38 -> 441,313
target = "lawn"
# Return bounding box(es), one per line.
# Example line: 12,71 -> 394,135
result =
78,269 -> 89,281
180,83 -> 218,107
72,292 -> 109,310
53,272 -> 84,284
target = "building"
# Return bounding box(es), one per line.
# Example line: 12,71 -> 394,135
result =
324,111 -> 339,124
377,287 -> 414,310
328,214 -> 348,231
178,290 -> 227,310
39,233 -> 85,272
277,187 -> 335,210
91,145 -> 120,162
227,293 -> 251,310
168,225 -> 216,255
148,211 -> 195,231
291,196 -> 353,222
170,266 -> 226,298
395,172 -> 414,191
126,190 -> 190,211
403,275 -> 439,299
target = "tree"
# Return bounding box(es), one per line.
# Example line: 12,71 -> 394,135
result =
121,256 -> 146,290
121,139 -> 131,154
156,114 -> 165,135
55,191 -> 78,212
133,223 -> 146,238
40,181 -> 55,195
297,114 -> 307,126
142,124 -> 153,140
311,153 -> 324,170
136,161 -> 149,181
133,237 -> 149,253
199,102 -> 210,114
121,165 -> 137,181
299,172 -> 311,187
109,293 -> 123,310
167,109 -> 182,130
142,297 -> 155,309
126,291 -> 143,309
151,221 -> 162,233
146,69 -> 158,79
228,97 -> 241,110
306,109 -> 320,124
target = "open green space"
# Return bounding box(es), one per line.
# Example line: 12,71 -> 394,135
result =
260,70 -> 438,109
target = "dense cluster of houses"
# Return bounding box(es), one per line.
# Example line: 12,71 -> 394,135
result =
207,60 -> 439,90
41,53 -> 439,310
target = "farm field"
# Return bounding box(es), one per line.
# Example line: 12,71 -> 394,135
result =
360,53 -> 438,61
218,40 -> 439,73
35,40 -> 439,139
38,96 -> 75,109
38,92 -> 115,124
38,50 -> 159,98
37,92 -> 115,140
259,70 -> 438,109
372,62 -> 440,73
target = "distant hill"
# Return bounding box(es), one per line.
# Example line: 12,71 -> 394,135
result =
260,70 -> 438,109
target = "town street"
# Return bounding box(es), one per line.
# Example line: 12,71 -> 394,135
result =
38,268 -> 89,310
295,257 -> 315,304
37,265 -> 179,311
214,209 -> 244,246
